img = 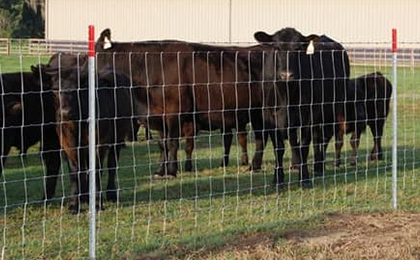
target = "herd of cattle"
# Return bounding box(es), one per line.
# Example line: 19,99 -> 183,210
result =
0,27 -> 392,213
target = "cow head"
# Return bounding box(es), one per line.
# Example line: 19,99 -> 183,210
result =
47,53 -> 88,69
41,63 -> 90,173
254,27 -> 320,81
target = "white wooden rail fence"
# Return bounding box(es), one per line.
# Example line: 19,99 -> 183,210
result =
0,38 -> 419,67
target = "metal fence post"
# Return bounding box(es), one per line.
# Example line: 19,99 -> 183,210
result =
392,28 -> 398,210
88,25 -> 97,259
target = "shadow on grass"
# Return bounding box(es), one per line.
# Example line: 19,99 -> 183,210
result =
0,142 -> 418,214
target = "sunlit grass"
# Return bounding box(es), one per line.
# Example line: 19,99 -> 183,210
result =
0,59 -> 419,259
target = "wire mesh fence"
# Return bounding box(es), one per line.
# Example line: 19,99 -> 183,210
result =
0,29 -> 419,259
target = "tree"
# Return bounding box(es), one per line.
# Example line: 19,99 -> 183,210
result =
0,0 -> 44,38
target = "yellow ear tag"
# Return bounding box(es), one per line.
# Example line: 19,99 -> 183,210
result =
104,36 -> 112,50
306,40 -> 314,55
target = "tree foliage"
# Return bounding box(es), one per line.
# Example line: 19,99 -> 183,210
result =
0,0 -> 44,38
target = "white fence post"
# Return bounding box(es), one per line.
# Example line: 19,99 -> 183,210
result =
392,28 -> 398,210
88,25 -> 97,259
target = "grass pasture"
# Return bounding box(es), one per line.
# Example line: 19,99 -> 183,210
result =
0,54 -> 419,259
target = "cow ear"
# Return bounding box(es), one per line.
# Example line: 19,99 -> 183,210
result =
304,35 -> 320,55
254,31 -> 273,43
31,65 -> 47,78
305,34 -> 320,43
30,65 -> 38,73
96,28 -> 112,50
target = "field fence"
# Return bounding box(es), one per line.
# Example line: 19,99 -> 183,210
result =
0,39 -> 419,259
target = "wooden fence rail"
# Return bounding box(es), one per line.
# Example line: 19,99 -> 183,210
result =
0,38 -> 419,67
0,38 -> 87,55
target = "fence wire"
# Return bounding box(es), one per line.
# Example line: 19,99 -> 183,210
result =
0,39 -> 419,259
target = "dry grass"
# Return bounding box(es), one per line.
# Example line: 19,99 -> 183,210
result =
160,212 -> 420,260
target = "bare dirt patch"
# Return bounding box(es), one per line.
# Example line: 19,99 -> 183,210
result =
194,212 -> 420,260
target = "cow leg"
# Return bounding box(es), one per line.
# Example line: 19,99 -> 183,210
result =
350,120 -> 366,166
184,137 -> 194,172
0,144 -> 12,178
237,125 -> 249,166
128,119 -> 139,142
166,123 -> 180,177
313,128 -> 324,176
95,147 -> 109,211
350,132 -> 361,166
316,135 -> 333,177
369,120 -> 385,161
106,144 -> 123,202
183,122 -> 195,172
145,127 -> 153,141
42,148 -> 61,200
269,130 -> 286,190
155,131 -> 169,177
221,129 -> 233,168
250,128 -> 269,172
334,127 -> 345,168
288,128 -> 301,171
249,110 -> 269,171
67,159 -> 85,214
154,117 -> 181,177
313,126 -> 333,177
40,130 -> 61,200
167,138 -> 179,176
298,127 -> 312,188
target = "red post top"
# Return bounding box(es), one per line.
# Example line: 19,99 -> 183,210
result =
392,28 -> 397,53
88,25 -> 95,57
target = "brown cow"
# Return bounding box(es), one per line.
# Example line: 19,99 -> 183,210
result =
43,62 -> 137,213
95,29 -> 280,178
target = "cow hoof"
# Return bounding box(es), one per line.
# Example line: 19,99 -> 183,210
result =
301,179 -> 313,189
80,194 -> 89,203
333,160 -> 341,168
289,165 -> 299,171
68,205 -> 80,215
153,173 -> 176,180
249,165 -> 262,173
107,190 -> 118,202
96,203 -> 105,211
370,153 -> 383,161
184,161 -> 193,172
276,182 -> 287,191
241,156 -> 249,166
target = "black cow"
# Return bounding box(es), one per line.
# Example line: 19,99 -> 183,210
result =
94,29 -> 279,178
44,63 -> 137,213
0,69 -> 61,199
254,28 -> 350,187
334,72 -> 392,166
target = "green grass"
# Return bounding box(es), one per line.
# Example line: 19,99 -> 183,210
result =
0,54 -> 50,73
0,55 -> 419,259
